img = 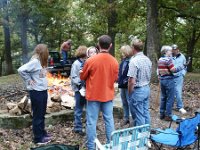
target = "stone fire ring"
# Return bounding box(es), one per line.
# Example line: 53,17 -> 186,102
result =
0,110 -> 74,129
0,107 -> 122,129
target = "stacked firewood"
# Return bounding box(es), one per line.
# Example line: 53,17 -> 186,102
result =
6,92 -> 75,116
7,95 -> 31,115
46,92 -> 75,113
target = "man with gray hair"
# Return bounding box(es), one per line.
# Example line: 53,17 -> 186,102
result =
127,39 -> 152,126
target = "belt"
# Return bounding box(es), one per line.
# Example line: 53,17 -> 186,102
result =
134,84 -> 148,88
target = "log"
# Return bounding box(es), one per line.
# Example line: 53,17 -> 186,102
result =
18,95 -> 28,110
23,99 -> 31,114
46,102 -> 61,113
51,93 -> 61,102
61,93 -> 75,109
9,105 -> 22,115
47,93 -> 54,108
7,103 -> 17,110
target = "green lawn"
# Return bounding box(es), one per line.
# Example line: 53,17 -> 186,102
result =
0,74 -> 22,86
185,72 -> 200,81
0,72 -> 199,86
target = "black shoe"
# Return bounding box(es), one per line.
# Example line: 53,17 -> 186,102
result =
164,116 -> 172,121
35,137 -> 51,145
122,120 -> 130,126
160,115 -> 165,120
73,130 -> 86,136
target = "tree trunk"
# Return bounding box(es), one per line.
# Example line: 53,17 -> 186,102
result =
3,18 -> 14,75
2,0 -> 14,75
186,45 -> 194,72
20,16 -> 29,64
186,37 -> 195,72
0,55 -> 4,76
146,0 -> 160,82
107,0 -> 117,56
186,22 -> 200,72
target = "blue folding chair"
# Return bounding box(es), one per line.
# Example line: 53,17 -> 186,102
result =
95,124 -> 150,150
150,112 -> 200,150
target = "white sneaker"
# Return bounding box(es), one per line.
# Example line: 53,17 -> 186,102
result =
179,108 -> 187,114
147,140 -> 151,148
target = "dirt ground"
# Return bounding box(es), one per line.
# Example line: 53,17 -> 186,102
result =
0,74 -> 200,150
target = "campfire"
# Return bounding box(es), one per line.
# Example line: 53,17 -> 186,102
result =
7,72 -> 75,115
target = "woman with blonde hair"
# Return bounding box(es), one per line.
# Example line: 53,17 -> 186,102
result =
118,45 -> 133,126
18,44 -> 51,144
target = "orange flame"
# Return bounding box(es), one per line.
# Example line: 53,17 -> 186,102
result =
47,72 -> 73,96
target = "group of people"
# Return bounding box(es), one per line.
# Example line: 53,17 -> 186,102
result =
17,34 -> 187,150
70,36 -> 152,149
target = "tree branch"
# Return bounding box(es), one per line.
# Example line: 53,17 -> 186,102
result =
160,4 -> 200,20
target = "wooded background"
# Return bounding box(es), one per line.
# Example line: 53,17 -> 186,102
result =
0,0 -> 200,77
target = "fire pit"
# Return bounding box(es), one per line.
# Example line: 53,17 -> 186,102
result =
0,73 -> 122,129
46,73 -> 75,113
0,73 -> 76,129
6,73 -> 75,116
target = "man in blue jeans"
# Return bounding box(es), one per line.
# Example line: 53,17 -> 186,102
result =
127,39 -> 152,126
80,35 -> 119,149
172,44 -> 187,114
60,39 -> 72,64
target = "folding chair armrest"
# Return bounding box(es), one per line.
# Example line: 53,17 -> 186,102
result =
172,115 -> 180,121
174,118 -> 183,124
95,138 -> 105,150
172,115 -> 186,124
150,128 -> 179,135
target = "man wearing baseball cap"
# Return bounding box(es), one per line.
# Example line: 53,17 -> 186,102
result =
172,44 -> 187,114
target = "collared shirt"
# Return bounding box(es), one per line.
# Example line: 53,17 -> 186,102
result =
127,52 -> 152,87
172,53 -> 186,76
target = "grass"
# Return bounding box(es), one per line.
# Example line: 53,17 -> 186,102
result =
0,74 -> 22,86
0,72 -> 199,86
185,72 -> 200,81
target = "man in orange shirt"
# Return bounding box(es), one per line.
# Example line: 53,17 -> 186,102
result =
80,35 -> 119,150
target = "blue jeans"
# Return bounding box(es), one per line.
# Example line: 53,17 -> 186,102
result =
29,90 -> 48,143
74,91 -> 85,131
86,100 -> 114,150
61,50 -> 68,64
129,85 -> 150,126
120,88 -> 130,121
160,78 -> 175,117
174,75 -> 184,109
